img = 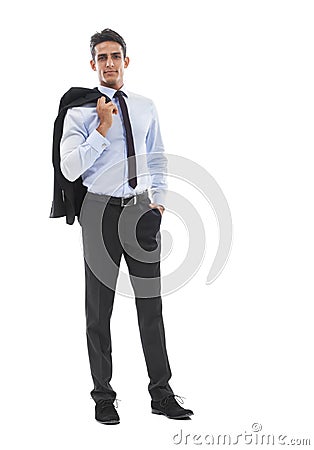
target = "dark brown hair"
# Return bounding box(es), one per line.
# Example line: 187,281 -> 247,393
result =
90,28 -> 127,61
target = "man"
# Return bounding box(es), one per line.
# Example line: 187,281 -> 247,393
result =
58,28 -> 193,424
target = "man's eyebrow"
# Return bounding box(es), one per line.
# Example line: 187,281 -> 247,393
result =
97,52 -> 122,57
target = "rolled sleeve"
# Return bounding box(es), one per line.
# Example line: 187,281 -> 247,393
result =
151,189 -> 167,208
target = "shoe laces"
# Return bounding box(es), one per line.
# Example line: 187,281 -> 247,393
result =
160,394 -> 186,407
98,398 -> 121,409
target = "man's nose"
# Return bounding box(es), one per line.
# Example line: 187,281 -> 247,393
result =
106,57 -> 114,67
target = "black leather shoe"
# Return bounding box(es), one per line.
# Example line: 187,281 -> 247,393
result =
95,399 -> 120,425
151,395 -> 194,419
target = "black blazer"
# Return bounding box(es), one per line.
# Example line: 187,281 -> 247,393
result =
49,87 -> 110,225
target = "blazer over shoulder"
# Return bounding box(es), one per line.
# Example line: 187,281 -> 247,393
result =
49,87 -> 110,225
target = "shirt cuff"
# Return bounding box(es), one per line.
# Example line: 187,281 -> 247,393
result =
86,129 -> 110,154
151,189 -> 167,209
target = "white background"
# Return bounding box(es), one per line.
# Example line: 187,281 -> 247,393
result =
1,0 -> 313,448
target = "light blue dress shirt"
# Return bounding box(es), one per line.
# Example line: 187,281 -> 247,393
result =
60,85 -> 168,206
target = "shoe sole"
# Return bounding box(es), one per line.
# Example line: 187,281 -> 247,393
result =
151,409 -> 193,419
96,419 -> 120,425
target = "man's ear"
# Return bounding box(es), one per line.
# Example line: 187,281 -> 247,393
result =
124,56 -> 130,68
90,59 -> 96,71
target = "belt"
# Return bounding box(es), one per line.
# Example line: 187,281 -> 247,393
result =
107,190 -> 149,207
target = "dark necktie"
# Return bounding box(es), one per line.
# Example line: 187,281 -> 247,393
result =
114,90 -> 137,188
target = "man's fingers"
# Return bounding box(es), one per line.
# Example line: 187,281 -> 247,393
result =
106,103 -> 118,115
97,99 -> 117,111
97,97 -> 113,106
106,102 -> 118,114
97,97 -> 108,106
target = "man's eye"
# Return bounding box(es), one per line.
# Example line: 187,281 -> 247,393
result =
114,55 -> 121,59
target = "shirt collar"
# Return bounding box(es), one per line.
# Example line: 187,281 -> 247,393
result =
97,85 -> 129,99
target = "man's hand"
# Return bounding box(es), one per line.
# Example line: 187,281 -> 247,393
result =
96,97 -> 118,137
149,203 -> 165,215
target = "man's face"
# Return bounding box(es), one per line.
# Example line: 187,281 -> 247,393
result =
90,41 -> 129,90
